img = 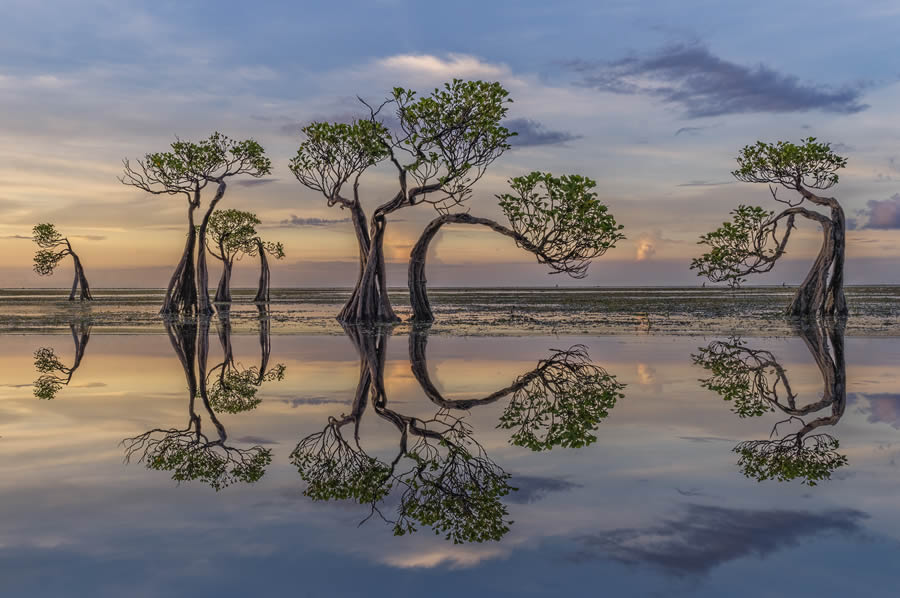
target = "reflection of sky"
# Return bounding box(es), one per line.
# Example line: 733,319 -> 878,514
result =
1,332 -> 900,596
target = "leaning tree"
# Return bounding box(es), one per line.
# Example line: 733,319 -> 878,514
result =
409,172 -> 625,322
120,132 -> 271,316
32,223 -> 92,301
691,138 -> 849,317
205,209 -> 260,304
290,79 -> 514,324
248,236 -> 285,303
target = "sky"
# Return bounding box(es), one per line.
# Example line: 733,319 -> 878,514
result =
1,0 -> 899,287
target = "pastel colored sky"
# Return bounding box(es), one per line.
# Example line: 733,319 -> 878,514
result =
1,0 -> 899,287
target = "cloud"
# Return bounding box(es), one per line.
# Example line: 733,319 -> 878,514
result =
676,180 -> 733,187
674,126 -> 705,136
567,44 -> 868,118
504,476 -> 581,504
851,393 -> 900,428
234,178 -> 279,187
233,435 -> 279,445
859,194 -> 900,229
678,436 -> 734,443
279,215 -> 351,228
636,237 -> 656,261
504,118 -> 582,147
572,503 -> 868,576
373,54 -> 508,81
72,235 -> 106,241
0,234 -> 31,240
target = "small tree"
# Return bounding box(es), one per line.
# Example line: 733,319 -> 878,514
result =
205,209 -> 260,303
121,132 -> 271,315
290,79 -> 514,323
408,172 -> 625,322
248,237 -> 285,303
32,322 -> 92,400
691,138 -> 849,317
32,223 -> 92,300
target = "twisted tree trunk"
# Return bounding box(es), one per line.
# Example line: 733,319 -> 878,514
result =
197,181 -> 227,316
214,259 -> 233,304
256,304 -> 271,382
338,214 -> 398,324
64,241 -> 93,301
253,239 -> 270,303
160,204 -> 199,315
408,213 -> 544,323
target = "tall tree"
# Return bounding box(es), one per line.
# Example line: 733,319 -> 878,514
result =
120,132 -> 271,315
290,79 -> 513,324
248,236 -> 285,303
691,138 -> 849,317
408,172 -> 625,322
205,209 -> 260,304
32,223 -> 92,301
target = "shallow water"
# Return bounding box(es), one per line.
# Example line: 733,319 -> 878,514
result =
1,295 -> 900,596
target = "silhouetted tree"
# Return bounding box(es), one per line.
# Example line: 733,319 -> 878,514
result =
120,133 -> 271,315
408,173 -> 624,322
691,138 -> 849,317
122,318 -> 271,489
31,223 -> 92,301
290,80 -> 514,324
693,319 -> 847,485
32,321 -> 92,400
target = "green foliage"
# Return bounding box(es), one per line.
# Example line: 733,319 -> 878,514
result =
289,120 -> 390,201
690,205 -> 775,288
732,137 -> 847,190
32,347 -> 68,400
498,348 -> 626,451
692,338 -> 782,418
31,223 -> 70,276
206,209 -> 261,261
144,436 -> 272,491
734,435 -> 848,486
498,172 -> 625,278
208,364 -> 285,414
249,239 -> 285,260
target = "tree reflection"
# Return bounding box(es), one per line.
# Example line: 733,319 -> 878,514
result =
409,330 -> 625,451
32,321 -> 92,400
292,328 -> 624,542
122,318 -> 272,490
207,306 -> 285,414
693,320 -> 847,485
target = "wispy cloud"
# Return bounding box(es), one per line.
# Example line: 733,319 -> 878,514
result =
567,44 -> 869,118
859,194 -> 900,229
504,118 -> 582,147
234,178 -> 279,187
279,215 -> 351,227
676,180 -> 734,187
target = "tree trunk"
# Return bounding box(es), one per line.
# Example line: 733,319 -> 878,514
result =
160,205 -> 199,315
215,260 -> 233,304
786,211 -> 847,319
253,239 -> 270,303
197,181 -> 227,316
256,304 -> 271,382
338,215 -> 399,324
71,253 -> 92,301
825,205 -> 848,317
408,213 -> 539,323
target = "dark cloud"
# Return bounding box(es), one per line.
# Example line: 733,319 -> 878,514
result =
567,44 -> 868,118
676,180 -> 734,187
859,194 -> 900,229
72,235 -> 106,241
279,215 -> 351,228
505,475 -> 581,504
279,397 -> 352,407
674,126 -> 706,136
233,435 -> 279,445
678,436 -> 734,443
234,178 -> 279,187
850,392 -> 900,429
0,235 -> 31,240
572,503 -> 867,576
503,118 -> 582,147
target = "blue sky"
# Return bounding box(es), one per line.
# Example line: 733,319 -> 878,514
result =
1,0 -> 899,286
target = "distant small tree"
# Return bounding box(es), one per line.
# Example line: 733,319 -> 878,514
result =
408,172 -> 625,322
32,223 -> 92,301
32,322 -> 92,400
691,138 -> 848,317
121,133 -> 271,315
248,237 -> 285,303
205,209 -> 260,303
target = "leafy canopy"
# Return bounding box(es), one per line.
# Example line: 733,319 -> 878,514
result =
32,223 -> 71,276
499,172 -> 625,278
734,435 -> 848,486
690,205 -> 777,288
732,137 -> 847,190
206,209 -> 261,261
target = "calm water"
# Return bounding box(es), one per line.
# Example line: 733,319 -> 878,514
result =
2,307 -> 900,596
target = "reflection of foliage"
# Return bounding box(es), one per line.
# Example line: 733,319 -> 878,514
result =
123,427 -> 271,491
32,323 -> 92,400
695,321 -> 848,485
208,364 -> 285,414
498,346 -> 625,450
692,338 -> 791,418
734,434 -> 847,486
